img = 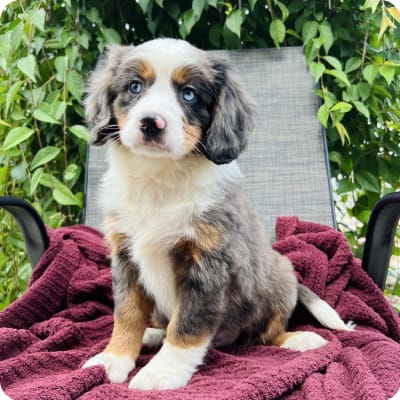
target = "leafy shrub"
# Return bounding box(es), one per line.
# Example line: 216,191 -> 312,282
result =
1,0 -> 399,308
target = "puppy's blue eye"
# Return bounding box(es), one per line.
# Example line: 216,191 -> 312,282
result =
182,88 -> 196,103
129,80 -> 143,95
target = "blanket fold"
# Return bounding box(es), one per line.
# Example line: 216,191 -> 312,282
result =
0,217 -> 399,400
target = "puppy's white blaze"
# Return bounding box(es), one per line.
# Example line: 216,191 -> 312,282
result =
121,82 -> 186,158
281,332 -> 328,352
142,327 -> 166,349
82,352 -> 135,383
129,339 -> 210,390
306,297 -> 355,331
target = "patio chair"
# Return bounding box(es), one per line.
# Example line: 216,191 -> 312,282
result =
1,46 -> 399,290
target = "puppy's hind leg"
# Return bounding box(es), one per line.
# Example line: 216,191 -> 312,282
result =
259,312 -> 328,352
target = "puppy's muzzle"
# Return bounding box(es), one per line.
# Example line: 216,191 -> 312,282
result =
139,114 -> 167,142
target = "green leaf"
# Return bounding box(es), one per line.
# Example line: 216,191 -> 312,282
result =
225,9 -> 243,38
103,28 -> 121,44
275,1 -> 289,22
11,22 -> 24,51
317,103 -> 330,128
248,0 -> 257,11
1,127 -> 35,151
330,101 -> 353,113
69,125 -> 90,141
353,101 -> 370,119
64,163 -> 80,181
17,55 -> 38,82
361,0 -> 380,13
334,121 -> 350,144
269,19 -> 286,48
6,81 -> 24,115
155,0 -> 164,7
355,171 -> 380,193
209,25 -> 222,47
66,70 -> 84,101
379,65 -> 395,85
138,0 -> 152,12
301,20 -> 318,43
55,56 -> 68,82
318,21 -> 333,53
29,8 -> 46,32
85,7 -> 101,24
345,57 -> 362,74
30,147 -> 60,170
193,0 -> 206,17
33,107 -> 61,125
324,69 -> 350,86
309,62 -> 325,82
181,9 -> 199,37
322,56 -> 343,71
286,29 -> 302,41
362,63 -> 379,85
30,167 -> 44,195
357,83 -> 371,100
53,182 -> 82,207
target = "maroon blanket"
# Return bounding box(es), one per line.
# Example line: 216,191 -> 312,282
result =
1,217 -> 399,399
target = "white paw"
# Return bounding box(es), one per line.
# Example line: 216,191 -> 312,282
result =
129,360 -> 192,390
82,352 -> 135,383
281,331 -> 328,352
129,340 -> 207,390
142,327 -> 166,350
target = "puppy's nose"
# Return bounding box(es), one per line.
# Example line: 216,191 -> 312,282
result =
139,114 -> 166,140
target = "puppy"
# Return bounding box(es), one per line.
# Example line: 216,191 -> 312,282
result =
82,38 -> 353,390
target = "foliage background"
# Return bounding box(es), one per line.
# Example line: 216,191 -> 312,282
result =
0,0 -> 399,309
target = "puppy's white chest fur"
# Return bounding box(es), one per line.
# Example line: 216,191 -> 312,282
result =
101,144 -> 242,318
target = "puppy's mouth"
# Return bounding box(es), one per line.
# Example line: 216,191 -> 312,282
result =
132,134 -> 172,156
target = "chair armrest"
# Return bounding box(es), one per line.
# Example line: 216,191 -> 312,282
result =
0,196 -> 49,268
362,192 -> 400,290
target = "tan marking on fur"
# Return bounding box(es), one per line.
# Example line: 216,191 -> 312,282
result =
112,103 -> 128,130
194,223 -> 221,253
151,318 -> 168,330
166,305 -> 209,349
172,66 -> 193,86
136,60 -> 155,82
171,223 -> 220,285
105,231 -> 128,257
259,312 -> 287,345
272,331 -> 298,347
104,285 -> 154,359
183,119 -> 203,153
172,238 -> 202,268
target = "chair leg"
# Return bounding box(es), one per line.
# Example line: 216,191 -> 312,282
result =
0,196 -> 49,268
362,192 -> 400,290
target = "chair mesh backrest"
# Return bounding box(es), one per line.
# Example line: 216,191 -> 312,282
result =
84,46 -> 335,241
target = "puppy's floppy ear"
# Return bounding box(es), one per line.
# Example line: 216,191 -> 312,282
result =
202,58 -> 254,165
84,45 -> 131,145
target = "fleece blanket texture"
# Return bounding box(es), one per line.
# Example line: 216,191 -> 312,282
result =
0,217 -> 399,400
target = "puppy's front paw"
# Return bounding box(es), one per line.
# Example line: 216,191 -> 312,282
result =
129,360 -> 192,390
129,341 -> 205,390
82,352 -> 135,383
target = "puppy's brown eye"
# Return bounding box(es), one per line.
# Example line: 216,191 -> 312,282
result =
182,87 -> 196,103
129,80 -> 143,95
